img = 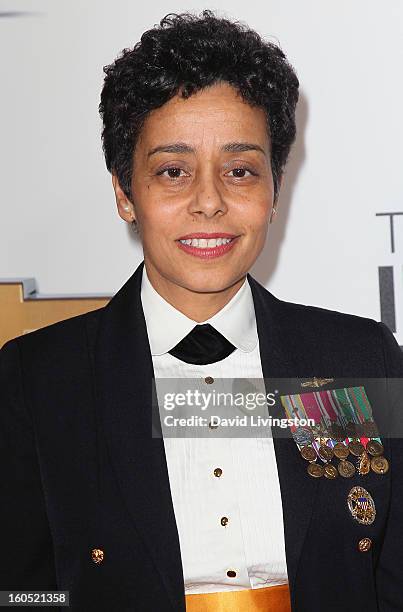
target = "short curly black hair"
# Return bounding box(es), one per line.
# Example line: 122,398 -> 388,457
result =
99,9 -> 299,202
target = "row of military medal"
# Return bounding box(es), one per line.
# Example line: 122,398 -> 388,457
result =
300,438 -> 389,479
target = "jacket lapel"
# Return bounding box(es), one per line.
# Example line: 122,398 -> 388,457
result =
247,273 -> 321,596
94,260 -> 318,607
94,260 -> 185,611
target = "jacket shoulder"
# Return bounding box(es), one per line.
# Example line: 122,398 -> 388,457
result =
275,295 -> 378,336
271,293 -> 402,375
249,275 -> 402,375
251,273 -> 380,340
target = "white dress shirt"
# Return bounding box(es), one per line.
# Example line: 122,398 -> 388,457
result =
140,265 -> 288,594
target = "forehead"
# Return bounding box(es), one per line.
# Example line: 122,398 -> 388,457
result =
136,81 -> 269,153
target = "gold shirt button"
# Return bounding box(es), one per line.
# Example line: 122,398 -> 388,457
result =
358,538 -> 372,552
214,468 -> 223,477
221,516 -> 229,527
204,376 -> 214,384
91,548 -> 104,564
227,570 -> 237,578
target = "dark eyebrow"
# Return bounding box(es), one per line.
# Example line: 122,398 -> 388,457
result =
147,141 -> 267,158
222,142 -> 267,156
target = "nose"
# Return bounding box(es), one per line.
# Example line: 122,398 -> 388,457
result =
188,169 -> 228,219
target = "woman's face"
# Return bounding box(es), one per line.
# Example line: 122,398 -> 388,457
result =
113,81 -> 276,295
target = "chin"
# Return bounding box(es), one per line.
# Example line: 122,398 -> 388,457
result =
179,272 -> 241,294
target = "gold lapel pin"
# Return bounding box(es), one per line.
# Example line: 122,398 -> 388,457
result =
301,377 -> 335,388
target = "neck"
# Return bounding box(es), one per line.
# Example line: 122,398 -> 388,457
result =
144,261 -> 246,322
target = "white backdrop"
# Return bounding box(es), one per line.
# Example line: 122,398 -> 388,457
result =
1,0 -> 402,345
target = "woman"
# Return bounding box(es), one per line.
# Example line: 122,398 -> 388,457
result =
1,10 -> 402,612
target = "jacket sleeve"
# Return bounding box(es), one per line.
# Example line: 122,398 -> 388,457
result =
375,322 -> 403,611
0,338 -> 58,590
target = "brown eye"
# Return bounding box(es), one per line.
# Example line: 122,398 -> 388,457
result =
157,167 -> 186,179
227,167 -> 255,178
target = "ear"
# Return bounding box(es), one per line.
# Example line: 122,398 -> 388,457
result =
112,174 -> 136,223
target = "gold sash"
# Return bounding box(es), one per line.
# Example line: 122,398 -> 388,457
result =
185,583 -> 291,611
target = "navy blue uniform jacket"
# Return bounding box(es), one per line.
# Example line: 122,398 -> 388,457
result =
1,260 -> 403,611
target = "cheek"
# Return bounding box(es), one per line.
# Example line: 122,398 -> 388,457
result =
137,198 -> 177,236
255,196 -> 272,227
237,197 -> 271,232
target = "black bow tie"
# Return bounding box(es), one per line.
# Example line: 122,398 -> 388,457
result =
168,324 -> 236,365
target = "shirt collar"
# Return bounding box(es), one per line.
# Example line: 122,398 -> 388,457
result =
140,264 -> 258,356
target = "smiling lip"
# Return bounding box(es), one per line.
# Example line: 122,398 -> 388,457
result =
177,232 -> 238,240
176,234 -> 240,259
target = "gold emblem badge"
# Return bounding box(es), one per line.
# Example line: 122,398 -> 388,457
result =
301,377 -> 335,388
347,486 -> 376,525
